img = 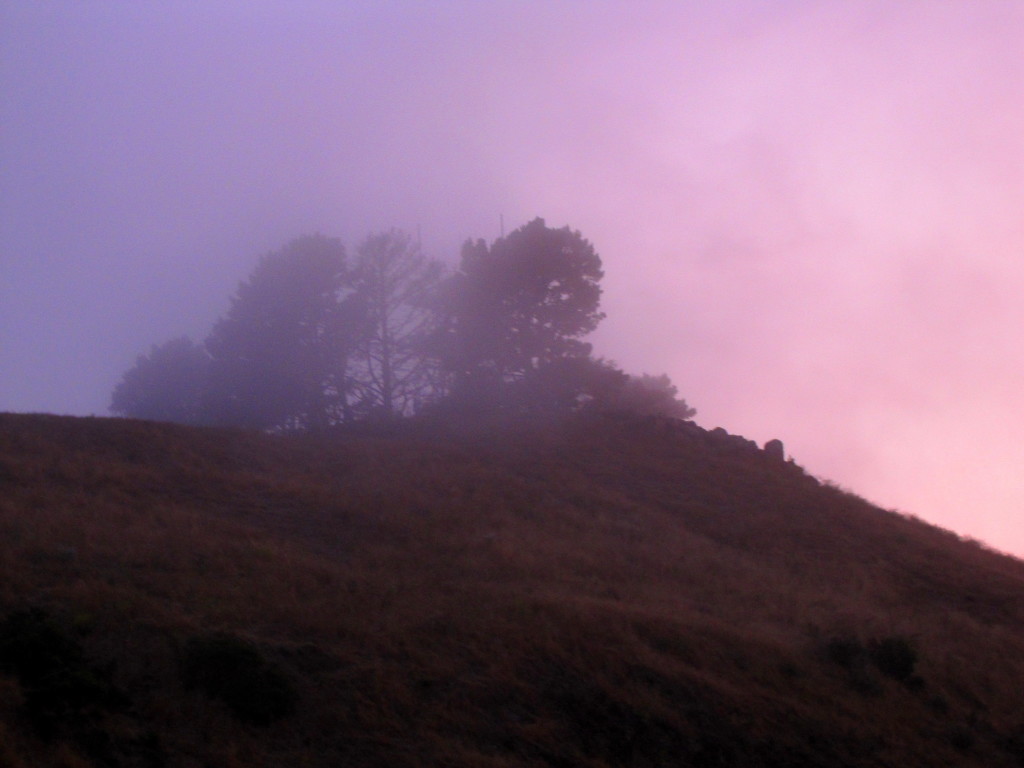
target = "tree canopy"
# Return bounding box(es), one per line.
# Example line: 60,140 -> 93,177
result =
110,218 -> 696,429
450,218 -> 604,376
203,234 -> 358,431
110,337 -> 210,425
600,373 -> 697,419
436,218 -> 606,411
350,229 -> 446,419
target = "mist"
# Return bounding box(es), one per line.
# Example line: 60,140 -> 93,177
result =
4,2 -> 1024,556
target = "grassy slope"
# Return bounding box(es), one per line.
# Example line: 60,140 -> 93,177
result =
1,412 -> 1023,767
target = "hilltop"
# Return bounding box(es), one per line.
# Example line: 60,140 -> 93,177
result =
1,412 -> 1023,767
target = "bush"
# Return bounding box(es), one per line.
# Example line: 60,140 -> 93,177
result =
824,636 -> 865,670
181,633 -> 296,725
0,609 -> 85,684
869,636 -> 917,682
0,608 -> 120,738
824,634 -> 920,693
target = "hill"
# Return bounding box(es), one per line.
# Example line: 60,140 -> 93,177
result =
1,411 -> 1023,767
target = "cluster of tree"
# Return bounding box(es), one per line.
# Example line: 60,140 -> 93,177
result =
110,219 -> 695,430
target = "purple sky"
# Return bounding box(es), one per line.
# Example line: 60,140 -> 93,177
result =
4,2 -> 1024,557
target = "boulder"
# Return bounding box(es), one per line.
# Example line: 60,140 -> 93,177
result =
764,438 -> 785,461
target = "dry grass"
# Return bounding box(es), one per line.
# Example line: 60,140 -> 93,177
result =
1,411 -> 1024,766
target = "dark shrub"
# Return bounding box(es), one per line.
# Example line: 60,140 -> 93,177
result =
0,608 -> 120,737
823,636 -> 882,694
870,636 -> 917,682
947,725 -> 974,752
1002,725 -> 1024,766
0,608 -> 84,682
824,636 -> 865,669
181,633 -> 296,725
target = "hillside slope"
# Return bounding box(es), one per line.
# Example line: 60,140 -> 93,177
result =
1,412 -> 1023,767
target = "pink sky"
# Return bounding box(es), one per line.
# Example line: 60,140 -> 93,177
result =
3,2 -> 1024,556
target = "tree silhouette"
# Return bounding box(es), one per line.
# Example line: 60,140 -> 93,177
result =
109,337 -> 210,425
438,218 -> 605,409
109,219 -> 697,430
204,235 -> 361,430
350,229 -> 446,418
600,373 -> 696,419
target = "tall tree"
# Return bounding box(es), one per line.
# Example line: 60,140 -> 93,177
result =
350,229 -> 445,418
109,337 -> 211,425
438,218 -> 605,408
204,234 -> 360,431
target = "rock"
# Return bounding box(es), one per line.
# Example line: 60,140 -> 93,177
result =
764,439 -> 785,461
708,427 -> 759,453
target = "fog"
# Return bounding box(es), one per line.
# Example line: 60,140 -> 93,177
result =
4,2 -> 1024,556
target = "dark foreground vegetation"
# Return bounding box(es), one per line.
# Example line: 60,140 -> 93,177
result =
2,412 -> 1024,767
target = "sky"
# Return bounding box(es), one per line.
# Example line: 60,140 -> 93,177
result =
3,1 -> 1024,557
